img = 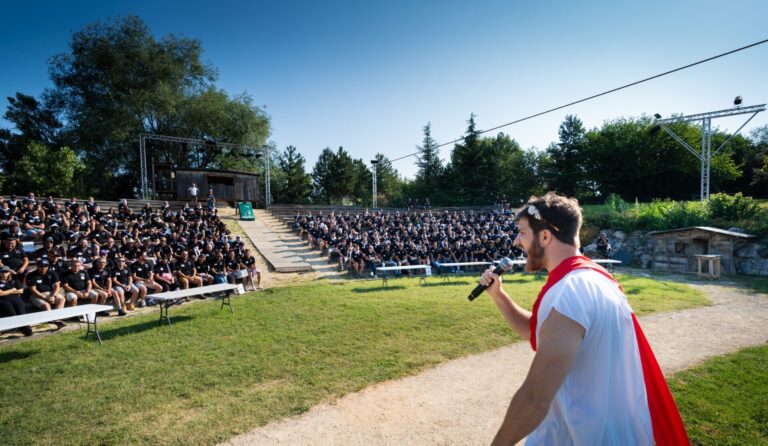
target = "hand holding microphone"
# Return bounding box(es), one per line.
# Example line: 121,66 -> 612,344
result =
468,257 -> 515,301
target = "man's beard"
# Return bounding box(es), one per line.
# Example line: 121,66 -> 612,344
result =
524,237 -> 545,273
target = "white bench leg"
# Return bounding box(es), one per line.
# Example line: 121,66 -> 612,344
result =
84,314 -> 104,345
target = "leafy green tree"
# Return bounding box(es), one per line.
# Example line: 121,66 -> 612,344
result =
38,15 -> 269,198
1,93 -> 64,192
745,126 -> 768,196
311,148 -> 335,204
351,158 -> 371,205
311,147 -> 355,204
505,147 -> 549,204
275,146 -> 312,204
11,141 -> 84,196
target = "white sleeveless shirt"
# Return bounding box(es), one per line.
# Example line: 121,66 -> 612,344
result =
526,269 -> 654,445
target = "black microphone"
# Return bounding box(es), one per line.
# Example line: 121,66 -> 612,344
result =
468,257 -> 515,301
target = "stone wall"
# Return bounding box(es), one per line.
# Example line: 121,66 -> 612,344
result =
583,230 -> 768,277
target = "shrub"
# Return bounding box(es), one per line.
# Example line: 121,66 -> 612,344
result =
708,192 -> 760,220
604,193 -> 630,212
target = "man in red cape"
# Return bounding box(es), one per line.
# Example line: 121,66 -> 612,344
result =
479,192 -> 689,445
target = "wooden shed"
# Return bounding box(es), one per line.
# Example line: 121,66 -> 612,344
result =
649,226 -> 754,274
174,168 -> 260,204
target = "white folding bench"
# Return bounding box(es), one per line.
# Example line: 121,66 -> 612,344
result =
434,261 -> 492,280
147,283 -> 243,326
0,304 -> 114,345
593,259 -> 622,275
375,265 -> 432,287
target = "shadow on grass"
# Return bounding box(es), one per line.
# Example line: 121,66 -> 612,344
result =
0,350 -> 38,363
99,315 -> 194,341
503,277 -> 531,284
351,286 -> 406,293
421,281 -> 472,288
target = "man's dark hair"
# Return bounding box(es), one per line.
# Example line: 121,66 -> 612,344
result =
516,192 -> 582,247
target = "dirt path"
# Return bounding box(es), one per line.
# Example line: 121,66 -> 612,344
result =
221,280 -> 768,446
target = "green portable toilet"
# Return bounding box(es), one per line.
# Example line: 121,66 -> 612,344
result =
238,202 -> 255,221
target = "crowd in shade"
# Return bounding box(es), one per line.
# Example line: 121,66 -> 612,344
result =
0,192 -> 261,336
294,207 -> 524,277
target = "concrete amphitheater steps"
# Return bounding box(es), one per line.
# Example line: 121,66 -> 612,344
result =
238,211 -> 313,273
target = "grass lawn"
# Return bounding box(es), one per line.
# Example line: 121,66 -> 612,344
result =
0,273 -> 707,445
671,345 -> 768,445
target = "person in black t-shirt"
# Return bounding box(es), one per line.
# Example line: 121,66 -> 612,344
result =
175,250 -> 203,289
35,237 -> 61,263
194,253 -> 214,285
111,257 -> 138,311
130,252 -> 163,306
348,243 -> 364,277
91,257 -> 125,316
364,245 -> 381,277
0,265 -> 33,335
153,256 -> 177,292
0,233 -> 29,279
26,259 -> 65,312
241,249 -> 262,291
209,251 -> 227,284
224,250 -> 242,285
336,239 -> 350,272
63,260 -> 100,306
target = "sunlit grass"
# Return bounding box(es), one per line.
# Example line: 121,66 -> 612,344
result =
0,273 -> 707,446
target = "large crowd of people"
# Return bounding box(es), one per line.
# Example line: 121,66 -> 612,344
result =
294,207 -> 524,277
0,192 -> 262,336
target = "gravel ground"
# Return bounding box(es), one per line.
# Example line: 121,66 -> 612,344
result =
221,278 -> 768,446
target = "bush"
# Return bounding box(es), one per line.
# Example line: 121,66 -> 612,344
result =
708,192 -> 760,220
605,193 -> 630,212
582,193 -> 766,239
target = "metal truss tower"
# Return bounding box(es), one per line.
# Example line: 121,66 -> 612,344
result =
653,103 -> 765,200
138,133 -> 271,206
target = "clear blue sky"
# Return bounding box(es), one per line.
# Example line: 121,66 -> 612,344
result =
2,0 -> 767,179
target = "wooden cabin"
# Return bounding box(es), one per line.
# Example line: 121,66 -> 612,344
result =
173,168 -> 260,204
649,226 -> 754,274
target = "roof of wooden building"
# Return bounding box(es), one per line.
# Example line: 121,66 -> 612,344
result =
648,226 -> 754,239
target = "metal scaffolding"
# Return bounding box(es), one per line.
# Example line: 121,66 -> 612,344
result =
653,103 -> 766,200
138,133 -> 271,206
370,159 -> 379,209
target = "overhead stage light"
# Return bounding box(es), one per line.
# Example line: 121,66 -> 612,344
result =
734,96 -> 743,106
653,113 -> 662,119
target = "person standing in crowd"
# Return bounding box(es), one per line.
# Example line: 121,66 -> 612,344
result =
478,193 -> 688,445
188,182 -> 200,202
206,189 -> 216,212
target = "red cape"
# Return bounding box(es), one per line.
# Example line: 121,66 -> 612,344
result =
529,256 -> 690,446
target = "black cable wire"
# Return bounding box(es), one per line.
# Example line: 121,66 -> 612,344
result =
389,37 -> 768,163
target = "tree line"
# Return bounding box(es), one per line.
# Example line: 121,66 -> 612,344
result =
1,16 -> 766,206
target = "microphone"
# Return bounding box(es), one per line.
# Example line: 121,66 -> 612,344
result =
467,257 -> 515,301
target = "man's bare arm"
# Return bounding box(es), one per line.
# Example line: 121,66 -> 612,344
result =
481,270 -> 532,339
491,309 -> 585,445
